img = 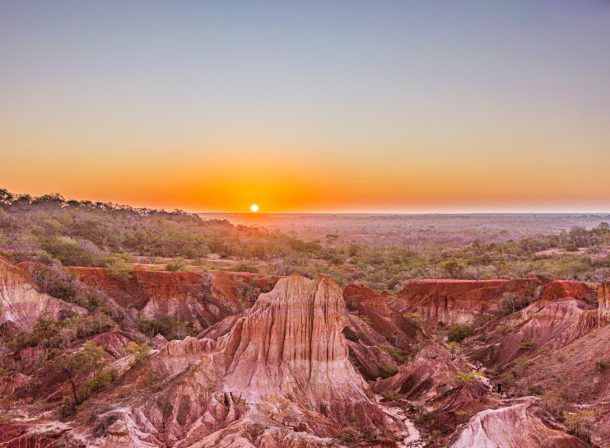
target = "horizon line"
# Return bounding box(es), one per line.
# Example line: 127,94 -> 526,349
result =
196,210 -> 610,216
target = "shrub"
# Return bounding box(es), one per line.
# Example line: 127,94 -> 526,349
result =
447,324 -> 473,343
595,359 -> 610,373
233,262 -> 259,273
498,293 -> 530,316
380,344 -> 407,363
519,341 -> 535,351
125,341 -> 150,365
456,370 -> 482,384
165,259 -> 186,272
379,362 -> 398,378
41,236 -> 101,266
59,396 -> 76,419
335,428 -> 357,444
107,256 -> 133,281
380,389 -> 402,401
136,316 -> 194,340
84,370 -> 116,396
514,355 -> 531,372
563,410 -> 595,441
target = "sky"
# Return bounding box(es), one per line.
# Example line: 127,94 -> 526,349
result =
1,0 -> 610,213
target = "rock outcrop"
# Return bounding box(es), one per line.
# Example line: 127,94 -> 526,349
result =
0,257 -> 85,334
71,266 -> 280,329
540,280 -> 595,305
76,275 -> 404,446
468,297 -> 598,367
343,284 -> 423,349
450,400 -> 588,448
389,279 -> 544,329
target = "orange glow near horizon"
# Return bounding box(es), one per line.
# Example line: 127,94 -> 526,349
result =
2,2 -> 610,213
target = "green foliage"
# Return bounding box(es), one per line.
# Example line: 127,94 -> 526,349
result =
380,344 -> 408,363
41,236 -> 101,266
335,428 -> 358,444
84,369 -> 116,396
519,341 -> 535,351
8,315 -> 112,350
233,261 -> 259,273
446,341 -> 461,354
563,410 -> 595,441
456,370 -> 482,384
136,316 -> 195,340
125,341 -> 150,365
379,362 -> 398,378
447,324 -> 473,343
165,258 -> 186,272
107,255 -> 133,281
59,395 -> 76,419
380,389 -> 402,401
52,342 -> 108,404
498,293 -> 531,316
514,355 -> 531,372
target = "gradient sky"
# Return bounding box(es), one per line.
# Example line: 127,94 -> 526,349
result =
2,1 -> 610,212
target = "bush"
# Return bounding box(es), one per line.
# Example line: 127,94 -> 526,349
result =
233,262 -> 259,273
107,256 -> 133,281
447,324 -> 473,343
8,316 -> 113,350
335,428 -> 357,444
519,341 -> 535,351
380,389 -> 402,401
41,236 -> 102,266
498,293 -> 530,316
84,370 -> 116,396
165,258 -> 186,272
125,342 -> 150,365
59,396 -> 76,419
456,370 -> 482,384
563,410 -> 595,441
380,344 -> 407,363
595,359 -> 610,373
136,316 -> 194,340
379,362 -> 398,378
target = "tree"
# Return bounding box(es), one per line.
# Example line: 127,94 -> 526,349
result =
53,342 -> 106,405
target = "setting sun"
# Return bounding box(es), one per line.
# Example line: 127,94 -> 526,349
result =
250,203 -> 259,213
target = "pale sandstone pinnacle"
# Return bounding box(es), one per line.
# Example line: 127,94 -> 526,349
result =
220,274 -> 374,406
98,274 -> 396,447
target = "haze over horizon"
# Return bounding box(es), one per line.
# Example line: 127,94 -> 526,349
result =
2,1 -> 610,213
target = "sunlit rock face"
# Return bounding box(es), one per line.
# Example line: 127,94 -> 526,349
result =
81,275 -> 400,447
539,280 -> 596,305
0,257 -> 85,333
467,298 -> 598,367
450,400 -> 588,448
70,266 -> 280,329
389,279 -> 544,329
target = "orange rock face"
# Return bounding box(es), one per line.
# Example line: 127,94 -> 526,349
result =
540,280 -> 596,304
70,266 -> 280,328
389,278 -> 543,329
343,284 -> 422,349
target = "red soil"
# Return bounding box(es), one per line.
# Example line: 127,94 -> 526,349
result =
540,280 -> 596,304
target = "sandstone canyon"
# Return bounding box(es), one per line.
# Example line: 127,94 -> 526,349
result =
1,257 -> 609,447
